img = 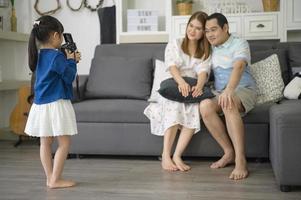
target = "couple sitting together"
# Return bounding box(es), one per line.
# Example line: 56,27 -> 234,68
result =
144,12 -> 257,181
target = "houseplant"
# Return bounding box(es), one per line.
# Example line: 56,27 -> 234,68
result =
10,0 -> 17,32
262,0 -> 279,12
176,0 -> 193,15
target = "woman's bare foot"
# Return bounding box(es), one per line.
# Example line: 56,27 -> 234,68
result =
161,154 -> 178,171
173,156 -> 191,172
210,152 -> 235,169
229,158 -> 248,180
48,179 -> 76,189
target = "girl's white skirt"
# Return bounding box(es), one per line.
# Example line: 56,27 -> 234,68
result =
25,99 -> 78,137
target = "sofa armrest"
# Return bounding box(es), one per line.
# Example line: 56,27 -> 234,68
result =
72,75 -> 89,103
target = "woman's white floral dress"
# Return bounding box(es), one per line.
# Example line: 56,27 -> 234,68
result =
144,38 -> 211,136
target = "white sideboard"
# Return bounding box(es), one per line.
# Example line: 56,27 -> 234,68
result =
172,12 -> 280,40
116,0 -> 301,43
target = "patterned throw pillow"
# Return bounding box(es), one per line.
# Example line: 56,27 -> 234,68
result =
250,54 -> 285,105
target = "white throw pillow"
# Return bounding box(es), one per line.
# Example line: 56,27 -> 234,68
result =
250,54 -> 285,105
148,59 -> 170,102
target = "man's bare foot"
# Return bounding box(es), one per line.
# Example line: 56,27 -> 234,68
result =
210,152 -> 234,169
161,154 -> 178,171
48,179 -> 76,189
229,158 -> 248,180
173,156 -> 191,172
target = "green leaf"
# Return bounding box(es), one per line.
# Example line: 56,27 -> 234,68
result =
10,0 -> 14,7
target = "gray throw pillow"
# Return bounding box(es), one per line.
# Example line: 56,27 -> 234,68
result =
251,49 -> 291,85
85,56 -> 153,100
158,77 -> 215,103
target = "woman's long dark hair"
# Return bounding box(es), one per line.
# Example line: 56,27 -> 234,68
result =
182,11 -> 211,60
28,15 -> 64,72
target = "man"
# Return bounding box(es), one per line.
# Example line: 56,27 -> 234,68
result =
200,13 -> 257,180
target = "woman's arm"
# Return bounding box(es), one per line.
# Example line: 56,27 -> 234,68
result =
192,71 -> 208,97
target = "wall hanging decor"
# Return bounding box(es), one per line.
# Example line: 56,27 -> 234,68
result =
34,0 -> 61,16
67,0 -> 84,12
84,0 -> 104,12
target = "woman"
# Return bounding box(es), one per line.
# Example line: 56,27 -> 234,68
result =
144,11 -> 211,171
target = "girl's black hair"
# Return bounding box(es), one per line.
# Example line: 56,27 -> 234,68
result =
28,15 -> 64,72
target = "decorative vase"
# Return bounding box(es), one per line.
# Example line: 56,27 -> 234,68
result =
262,0 -> 279,12
10,7 -> 17,32
177,3 -> 192,15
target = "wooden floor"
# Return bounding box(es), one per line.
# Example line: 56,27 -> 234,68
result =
0,140 -> 301,200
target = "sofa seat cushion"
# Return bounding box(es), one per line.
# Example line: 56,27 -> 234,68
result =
73,99 -> 149,123
243,103 -> 273,123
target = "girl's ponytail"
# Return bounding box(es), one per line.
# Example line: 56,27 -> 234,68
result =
28,27 -> 38,72
28,16 -> 64,72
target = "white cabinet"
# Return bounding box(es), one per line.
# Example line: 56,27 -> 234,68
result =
227,16 -> 242,37
280,0 -> 301,41
171,13 -> 280,40
243,14 -> 278,39
116,0 -> 301,43
286,0 -> 301,29
171,16 -> 189,39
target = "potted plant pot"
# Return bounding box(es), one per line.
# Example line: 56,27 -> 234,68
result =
176,0 -> 193,15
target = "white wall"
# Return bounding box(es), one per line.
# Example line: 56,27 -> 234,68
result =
30,0 -> 101,74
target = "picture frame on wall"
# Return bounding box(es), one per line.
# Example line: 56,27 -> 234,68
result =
0,0 -> 9,8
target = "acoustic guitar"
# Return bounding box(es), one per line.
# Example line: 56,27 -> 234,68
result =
9,85 -> 32,136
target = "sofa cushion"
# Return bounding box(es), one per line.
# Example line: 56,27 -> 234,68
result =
243,103 -> 273,123
73,99 -> 149,123
85,56 -> 153,100
251,49 -> 291,85
250,54 -> 285,105
289,43 -> 301,67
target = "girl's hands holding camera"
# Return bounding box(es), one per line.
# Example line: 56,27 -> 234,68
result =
65,49 -> 81,63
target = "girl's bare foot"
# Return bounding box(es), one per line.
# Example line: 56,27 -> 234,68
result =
210,152 -> 234,169
161,154 -> 178,171
47,179 -> 50,187
173,156 -> 191,171
229,158 -> 248,180
48,179 -> 76,189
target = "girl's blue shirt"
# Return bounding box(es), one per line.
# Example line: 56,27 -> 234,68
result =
34,49 -> 77,104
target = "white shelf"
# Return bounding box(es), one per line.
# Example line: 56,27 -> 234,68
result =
0,31 -> 29,42
119,32 -> 169,43
0,80 -> 30,91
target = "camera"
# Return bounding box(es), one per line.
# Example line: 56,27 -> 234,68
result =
60,33 -> 77,56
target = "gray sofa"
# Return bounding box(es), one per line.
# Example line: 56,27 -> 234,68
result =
70,41 -> 301,191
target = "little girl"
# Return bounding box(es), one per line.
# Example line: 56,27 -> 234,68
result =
25,15 -> 81,189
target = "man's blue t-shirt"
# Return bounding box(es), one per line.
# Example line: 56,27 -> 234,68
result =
34,49 -> 77,104
211,35 -> 256,91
